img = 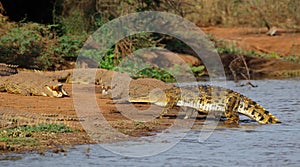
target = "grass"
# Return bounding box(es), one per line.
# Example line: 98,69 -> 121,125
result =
19,124 -> 73,133
0,137 -> 37,147
0,124 -> 73,147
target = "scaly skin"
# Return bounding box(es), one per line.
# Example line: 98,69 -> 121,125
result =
0,72 -> 68,97
23,69 -> 113,94
0,107 -> 83,131
0,68 -> 115,98
0,63 -> 18,76
129,85 -> 281,124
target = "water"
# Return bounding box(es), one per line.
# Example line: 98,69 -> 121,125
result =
1,79 -> 299,167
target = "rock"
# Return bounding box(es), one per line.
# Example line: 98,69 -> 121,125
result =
137,49 -> 201,68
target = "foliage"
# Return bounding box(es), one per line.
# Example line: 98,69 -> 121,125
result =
135,67 -> 175,82
80,32 -> 161,70
57,10 -> 89,36
115,58 -> 205,82
0,23 -> 46,68
0,136 -> 36,147
1,0 -> 299,75
99,49 -> 121,70
54,35 -> 85,58
1,124 -> 73,135
64,0 -> 300,29
0,22 -> 72,70
0,20 -> 89,70
51,0 -> 300,71
20,124 -> 73,133
0,124 -> 73,146
191,65 -> 205,77
115,33 -> 162,57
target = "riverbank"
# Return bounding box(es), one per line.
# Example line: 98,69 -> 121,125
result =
1,26 -> 300,154
0,81 -> 182,154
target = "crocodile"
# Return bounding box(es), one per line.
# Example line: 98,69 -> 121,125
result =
129,85 -> 281,124
25,68 -> 119,94
0,68 -> 132,97
0,107 -> 84,131
0,72 -> 68,97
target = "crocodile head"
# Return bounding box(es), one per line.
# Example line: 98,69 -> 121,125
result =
44,83 -> 69,97
129,89 -> 168,106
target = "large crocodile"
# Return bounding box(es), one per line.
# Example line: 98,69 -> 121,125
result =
0,72 -> 69,97
0,107 -> 84,131
129,85 -> 281,124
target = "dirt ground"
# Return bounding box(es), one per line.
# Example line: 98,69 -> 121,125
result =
137,27 -> 300,80
1,27 -> 300,154
0,79 -> 179,153
197,27 -> 300,80
202,27 -> 300,57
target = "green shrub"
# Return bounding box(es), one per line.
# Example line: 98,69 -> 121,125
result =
0,124 -> 73,146
0,24 -> 45,68
0,23 -> 69,70
21,124 -> 73,133
54,35 -> 85,58
0,21 -> 89,70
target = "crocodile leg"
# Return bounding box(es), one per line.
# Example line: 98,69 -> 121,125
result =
183,107 -> 194,119
224,95 -> 240,124
158,101 -> 174,119
158,95 -> 179,119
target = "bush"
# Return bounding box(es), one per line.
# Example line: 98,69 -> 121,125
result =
0,21 -> 88,70
0,23 -> 69,70
54,35 -> 85,58
0,23 -> 44,68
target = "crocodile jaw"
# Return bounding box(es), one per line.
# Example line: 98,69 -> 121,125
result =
129,95 -> 168,106
45,84 -> 69,97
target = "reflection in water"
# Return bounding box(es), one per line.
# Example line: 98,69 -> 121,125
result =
1,80 -> 300,167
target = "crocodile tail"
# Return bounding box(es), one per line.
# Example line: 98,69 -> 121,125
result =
238,96 -> 281,124
0,63 -> 18,76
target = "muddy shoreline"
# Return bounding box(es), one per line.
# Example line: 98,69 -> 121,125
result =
0,83 -> 181,154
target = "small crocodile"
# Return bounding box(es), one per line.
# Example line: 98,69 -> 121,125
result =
129,85 -> 281,124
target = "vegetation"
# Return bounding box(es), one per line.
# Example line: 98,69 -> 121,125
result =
0,21 -> 85,70
0,124 -> 73,147
54,0 -> 299,29
56,0 -> 300,28
211,35 -> 300,64
0,0 -> 299,78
